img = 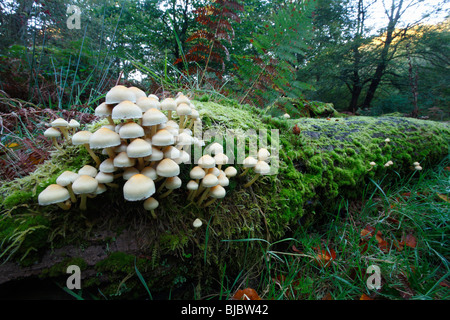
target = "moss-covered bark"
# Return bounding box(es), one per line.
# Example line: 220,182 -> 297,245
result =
0,99 -> 449,298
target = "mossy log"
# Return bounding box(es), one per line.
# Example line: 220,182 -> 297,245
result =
0,99 -> 449,298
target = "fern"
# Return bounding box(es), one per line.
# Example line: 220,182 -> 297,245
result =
175,0 -> 243,88
234,0 -> 316,107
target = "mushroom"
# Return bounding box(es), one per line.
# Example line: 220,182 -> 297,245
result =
111,100 -> 143,123
214,153 -> 229,170
176,103 -> 192,129
385,138 -> 390,143
155,158 -> 180,193
78,165 -> 98,178
197,173 -> 219,206
136,97 -> 161,113
95,102 -> 115,126
95,171 -> 118,188
151,129 -> 175,148
123,167 -> 140,180
283,113 -> 290,119
72,131 -> 101,167
187,180 -> 199,201
414,165 -> 422,171
257,148 -> 270,161
160,97 -> 177,120
123,174 -> 155,201
205,142 -> 223,156
89,127 -> 121,159
203,185 -> 226,208
148,94 -> 159,101
127,138 -> 152,170
99,158 -> 117,174
56,171 -> 79,203
142,108 -> 167,138
38,184 -> 72,210
51,118 -> 70,141
69,119 -> 80,134
44,127 -> 62,150
198,154 -> 216,174
159,176 -> 182,198
128,86 -> 147,100
143,197 -> 159,219
193,218 -> 203,228
224,166 -> 237,178
72,175 -> 99,210
119,122 -> 145,140
239,156 -> 257,177
105,85 -> 136,104
243,160 -> 271,188
368,161 -> 376,171
141,166 -> 157,180
113,151 -> 136,169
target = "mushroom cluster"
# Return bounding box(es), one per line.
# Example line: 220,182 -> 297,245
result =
38,85 -> 244,215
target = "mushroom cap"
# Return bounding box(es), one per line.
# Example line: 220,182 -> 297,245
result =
175,150 -> 190,164
283,113 -> 290,119
413,162 -> 420,166
127,138 -> 153,158
205,142 -> 223,155
51,118 -> 69,128
177,132 -> 193,146
201,173 -> 219,188
123,174 -> 155,201
209,185 -> 226,199
119,122 -> 145,139
175,94 -> 190,105
165,176 -> 182,190
136,97 -> 161,112
142,108 -> 167,126
89,127 -> 121,149
176,103 -> 192,116
198,154 -> 216,169
148,94 -> 159,101
190,166 -> 206,180
257,148 -> 271,161
114,141 -> 128,153
141,166 -> 157,180
128,86 -> 147,100
387,160 -> 393,165
123,167 -> 140,180
187,180 -> 198,190
163,146 -> 181,159
96,183 -> 107,195
208,167 -> 221,177
72,175 -> 99,195
224,166 -> 237,178
111,100 -> 143,120
156,158 -> 180,177
415,165 -> 423,170
160,98 -> 177,111
56,171 -> 79,186
145,146 -> 164,162
243,156 -> 257,168
113,151 -> 136,168
72,131 -> 91,145
190,109 -> 200,120
214,153 -> 229,165
44,127 -> 61,138
369,161 -> 376,166
152,129 -> 175,146
95,102 -> 113,117
105,85 -> 136,104
217,174 -> 229,187
99,158 -> 117,173
254,160 -> 271,175
95,171 -> 114,184
143,197 -> 159,210
78,165 -> 98,177
193,218 -> 202,228
38,184 -> 71,206
69,119 -> 80,129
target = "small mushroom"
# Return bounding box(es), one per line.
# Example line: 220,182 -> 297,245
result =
127,138 -> 152,170
51,118 -> 70,141
143,197 -> 159,219
193,218 -> 202,228
214,153 -> 229,170
159,176 -> 182,198
72,131 -> 101,167
123,174 -> 156,201
105,85 -> 136,104
203,185 -> 226,208
224,166 -> 237,178
69,119 -> 80,134
89,127 -> 121,159
44,127 -> 62,149
176,103 -> 192,129
155,158 -> 180,193
160,97 -> 177,120
239,156 -> 257,177
38,184 -> 72,210
197,173 -> 219,206
56,171 -> 79,203
243,160 -> 271,188
95,102 -> 115,126
72,175 -> 99,210
187,180 -> 199,201
257,148 -> 270,161
283,113 -> 290,119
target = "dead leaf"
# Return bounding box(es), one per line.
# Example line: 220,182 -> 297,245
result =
437,193 -> 449,203
313,246 -> 336,268
444,166 -> 450,172
233,288 -> 261,300
360,293 -> 373,300
322,292 -> 333,300
400,233 -> 417,249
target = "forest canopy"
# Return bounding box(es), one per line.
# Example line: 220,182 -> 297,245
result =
0,0 -> 448,118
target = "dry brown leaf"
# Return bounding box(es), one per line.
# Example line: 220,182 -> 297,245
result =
437,193 -> 449,203
232,288 -> 261,300
360,293 -> 374,300
313,246 -> 336,268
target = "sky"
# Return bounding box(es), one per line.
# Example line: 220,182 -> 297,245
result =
366,0 -> 450,33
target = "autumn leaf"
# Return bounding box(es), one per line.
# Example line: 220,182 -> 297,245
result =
399,233 -> 417,249
360,293 -> 374,300
232,288 -> 261,300
360,225 -> 390,253
436,193 -> 449,203
322,292 -> 333,300
313,246 -> 336,268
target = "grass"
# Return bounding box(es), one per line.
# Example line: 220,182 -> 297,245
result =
219,156 -> 449,300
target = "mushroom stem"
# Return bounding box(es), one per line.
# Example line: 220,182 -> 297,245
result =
52,137 -> 62,150
243,173 -> 260,188
203,197 -> 217,208
239,167 -> 250,177
79,194 -> 88,210
84,143 -> 101,167
67,184 -> 77,203
157,178 -> 168,193
159,189 -> 173,199
194,184 -> 205,198
59,127 -> 70,141
149,209 -> 157,219
105,147 -> 116,159
167,110 -> 173,121
188,190 -> 196,201
137,157 -> 145,170
197,188 -> 211,206
107,116 -> 115,126
56,201 -> 71,210
179,115 -> 186,129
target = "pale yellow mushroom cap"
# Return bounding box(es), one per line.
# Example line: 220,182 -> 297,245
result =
142,108 -> 167,126
152,129 -> 175,146
209,185 -> 226,199
72,131 -> 92,145
257,148 -> 270,161
201,173 -> 219,188
113,151 -> 136,168
187,180 -> 199,190
72,175 -> 99,195
38,184 -> 71,206
123,174 -> 155,201
190,166 -> 206,180
127,138 -> 152,158
156,158 -> 180,177
111,100 -> 142,120
143,197 -> 159,210
56,171 -> 79,186
224,166 -> 237,178
198,154 -> 216,169
89,127 -> 121,149
128,86 -> 147,100
105,85 -> 136,104
44,127 -> 61,138
119,122 -> 145,139
243,156 -> 257,168
160,98 -> 177,111
254,160 -> 271,175
78,165 -> 98,177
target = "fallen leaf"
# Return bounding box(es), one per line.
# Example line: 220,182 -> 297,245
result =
444,166 -> 450,172
313,246 -> 336,268
360,293 -> 373,300
360,225 -> 390,253
233,288 -> 261,300
437,193 -> 449,203
322,292 -> 333,300
399,233 -> 417,249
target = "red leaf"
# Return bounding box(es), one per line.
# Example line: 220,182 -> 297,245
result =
232,288 -> 261,300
